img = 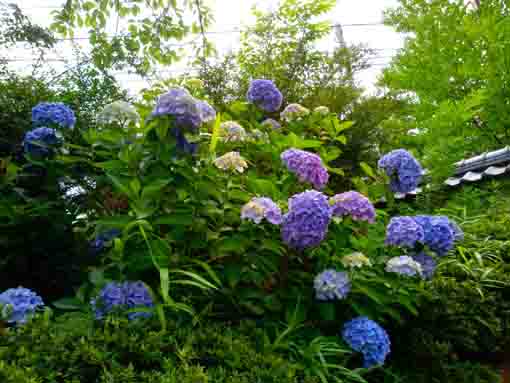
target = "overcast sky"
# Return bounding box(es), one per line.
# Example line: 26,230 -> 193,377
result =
11,0 -> 405,95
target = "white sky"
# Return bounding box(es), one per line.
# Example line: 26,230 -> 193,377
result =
10,0 -> 405,95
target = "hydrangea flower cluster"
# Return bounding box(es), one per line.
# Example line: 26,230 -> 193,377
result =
314,106 -> 330,115
385,216 -> 425,248
385,256 -> 423,277
313,269 -> 351,301
281,148 -> 329,189
413,215 -> 455,255
197,100 -> 217,124
0,287 -> 44,325
241,197 -> 282,225
378,149 -> 423,193
246,79 -> 283,112
91,281 -> 153,320
220,121 -> 247,142
90,229 -> 121,256
412,253 -> 437,279
261,118 -> 281,130
32,102 -> 76,129
342,316 -> 391,368
281,190 -> 332,249
214,151 -> 248,173
342,252 -> 372,269
281,103 -> 310,122
330,191 -> 376,223
23,127 -> 60,157
96,101 -> 140,126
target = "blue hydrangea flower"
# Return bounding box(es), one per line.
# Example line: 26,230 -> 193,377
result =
281,148 -> 329,190
314,269 -> 351,301
281,190 -> 331,250
152,88 -> 203,131
23,127 -> 60,157
412,253 -> 437,279
342,316 -> 391,368
0,287 -> 44,325
385,256 -> 422,277
32,102 -> 76,129
385,216 -> 425,248
241,197 -> 282,225
378,149 -> 423,193
90,229 -> 121,255
197,100 -> 216,124
330,191 -> 376,223
91,281 -> 153,321
413,215 -> 455,256
247,79 -> 283,112
261,118 -> 281,130
447,219 -> 464,242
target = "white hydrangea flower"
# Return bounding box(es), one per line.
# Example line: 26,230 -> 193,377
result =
220,121 -> 247,142
214,152 -> 248,173
97,101 -> 139,126
385,256 -> 423,277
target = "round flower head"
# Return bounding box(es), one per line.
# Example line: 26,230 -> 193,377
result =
220,121 -> 247,142
281,148 -> 329,189
314,106 -> 330,116
314,269 -> 351,301
90,228 -> 121,256
411,253 -> 437,279
330,191 -> 376,223
261,118 -> 281,130
342,316 -> 391,368
385,216 -> 425,248
413,215 -> 455,256
152,88 -> 203,131
23,127 -> 60,157
247,79 -> 283,112
385,256 -> 422,277
0,287 -> 44,325
342,252 -> 372,269
281,190 -> 331,250
214,151 -> 248,173
281,103 -> 310,122
32,102 -> 76,129
241,197 -> 282,225
378,149 -> 423,193
97,101 -> 139,126
91,281 -> 153,321
197,100 -> 216,124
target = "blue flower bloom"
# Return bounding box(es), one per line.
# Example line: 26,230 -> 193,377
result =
197,100 -> 216,124
90,229 -> 121,255
152,88 -> 203,131
413,215 -> 455,256
314,269 -> 351,301
91,281 -> 153,320
32,102 -> 76,129
247,79 -> 283,112
342,316 -> 391,368
411,253 -> 437,279
385,216 -> 425,248
378,149 -> 423,193
23,127 -> 60,157
281,148 -> 329,190
330,191 -> 376,223
0,287 -> 44,325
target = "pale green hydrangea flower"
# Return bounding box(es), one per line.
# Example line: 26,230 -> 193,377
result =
281,103 -> 310,122
341,252 -> 372,269
214,151 -> 248,173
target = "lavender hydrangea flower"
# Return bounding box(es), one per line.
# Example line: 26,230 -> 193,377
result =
220,121 -> 247,142
342,252 -> 372,269
342,316 -> 391,368
91,281 -> 153,321
413,215 -> 455,256
197,100 -> 216,124
247,79 -> 283,112
281,190 -> 331,250
23,127 -> 60,157
281,103 -> 310,122
241,197 -> 282,225
261,118 -> 281,130
385,216 -> 425,248
314,269 -> 351,301
90,229 -> 121,256
281,148 -> 329,189
330,191 -> 376,223
385,256 -> 422,277
411,253 -> 437,279
152,88 -> 203,131
378,149 -> 423,193
32,102 -> 76,129
0,287 -> 44,325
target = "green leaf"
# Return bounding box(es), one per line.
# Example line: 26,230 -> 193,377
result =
52,298 -> 82,311
209,113 -> 221,154
318,303 -> 336,321
154,214 -> 194,226
88,270 -> 105,286
360,162 -> 375,178
141,179 -> 171,200
224,263 -> 242,287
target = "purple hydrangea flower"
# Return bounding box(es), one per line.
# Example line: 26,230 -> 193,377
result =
413,215 -> 455,256
281,190 -> 331,250
32,102 -> 76,129
314,269 -> 351,301
197,100 -> 216,123
281,148 -> 329,189
342,316 -> 391,368
261,118 -> 281,130
247,79 -> 283,112
385,216 -> 425,248
412,253 -> 437,279
385,256 -> 422,277
90,229 -> 121,256
241,197 -> 282,225
0,287 -> 44,325
330,191 -> 376,223
91,281 -> 153,321
378,149 -> 423,193
23,127 -> 60,157
152,88 -> 203,131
